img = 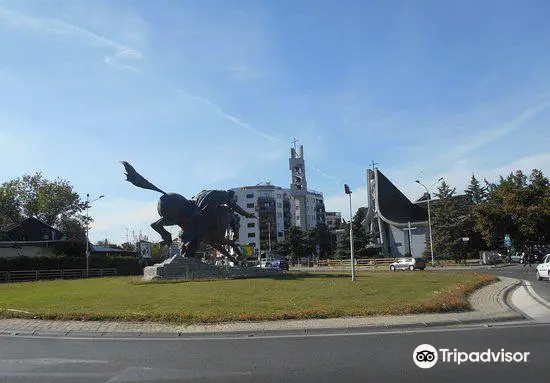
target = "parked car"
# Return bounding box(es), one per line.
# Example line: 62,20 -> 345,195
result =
389,257 -> 426,271
510,252 -> 525,263
270,259 -> 289,271
535,254 -> 550,281
257,258 -> 289,271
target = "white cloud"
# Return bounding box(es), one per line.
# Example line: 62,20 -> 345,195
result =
173,88 -> 281,142
103,55 -> 140,72
0,5 -> 142,68
451,100 -> 550,157
230,63 -> 263,81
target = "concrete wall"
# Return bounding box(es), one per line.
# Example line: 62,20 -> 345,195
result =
410,228 -> 428,258
386,225 -> 428,258
0,246 -> 55,258
387,225 -> 406,257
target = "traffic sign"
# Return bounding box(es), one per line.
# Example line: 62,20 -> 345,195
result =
504,234 -> 511,248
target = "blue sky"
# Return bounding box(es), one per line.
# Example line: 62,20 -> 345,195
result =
1,0 -> 549,244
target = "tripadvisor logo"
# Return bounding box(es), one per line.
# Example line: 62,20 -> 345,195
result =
413,344 -> 438,369
413,344 -> 530,368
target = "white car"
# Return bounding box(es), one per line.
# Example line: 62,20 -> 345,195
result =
535,254 -> 550,281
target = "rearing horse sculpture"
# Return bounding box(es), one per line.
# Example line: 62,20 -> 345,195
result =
121,161 -> 246,264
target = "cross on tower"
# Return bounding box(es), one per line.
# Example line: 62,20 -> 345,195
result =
370,160 -> 378,171
292,137 -> 299,151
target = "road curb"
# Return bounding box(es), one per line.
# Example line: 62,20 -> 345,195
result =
502,278 -> 531,319
522,281 -> 550,310
490,263 -> 517,269
0,314 -> 528,339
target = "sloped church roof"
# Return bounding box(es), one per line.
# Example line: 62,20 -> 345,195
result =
375,170 -> 428,226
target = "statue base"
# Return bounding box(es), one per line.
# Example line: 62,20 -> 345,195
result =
143,255 -> 283,281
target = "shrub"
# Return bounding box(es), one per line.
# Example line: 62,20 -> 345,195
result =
0,254 -> 143,275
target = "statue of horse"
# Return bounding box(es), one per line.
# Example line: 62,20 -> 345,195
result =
121,161 -> 245,264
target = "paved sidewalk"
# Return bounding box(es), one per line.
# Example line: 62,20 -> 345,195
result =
0,276 -> 526,337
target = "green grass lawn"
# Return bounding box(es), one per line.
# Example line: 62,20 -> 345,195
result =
0,271 -> 496,324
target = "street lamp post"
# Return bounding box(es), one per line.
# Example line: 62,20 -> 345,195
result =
85,193 -> 104,277
344,184 -> 356,281
415,178 -> 443,267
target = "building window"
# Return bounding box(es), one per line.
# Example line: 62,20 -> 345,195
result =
277,212 -> 282,218
278,232 -> 283,237
248,232 -> 256,238
276,194 -> 282,198
246,193 -> 254,198
277,203 -> 282,208
247,222 -> 255,228
247,203 -> 254,208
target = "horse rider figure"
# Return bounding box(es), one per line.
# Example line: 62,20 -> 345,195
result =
192,189 -> 256,229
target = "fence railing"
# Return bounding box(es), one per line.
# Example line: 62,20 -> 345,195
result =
315,258 -> 481,268
316,259 -> 395,267
0,268 -> 117,283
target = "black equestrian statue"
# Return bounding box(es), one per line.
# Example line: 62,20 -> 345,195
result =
121,161 -> 253,264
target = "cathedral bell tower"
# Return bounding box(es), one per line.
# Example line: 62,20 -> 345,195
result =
289,140 -> 308,231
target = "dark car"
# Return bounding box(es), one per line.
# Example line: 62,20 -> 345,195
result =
270,259 -> 289,271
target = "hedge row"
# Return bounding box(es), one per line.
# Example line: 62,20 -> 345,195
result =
0,254 -> 144,276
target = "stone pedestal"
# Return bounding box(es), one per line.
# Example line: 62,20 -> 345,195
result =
143,255 -> 283,281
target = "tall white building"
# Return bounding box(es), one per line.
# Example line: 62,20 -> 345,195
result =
230,184 -> 325,257
230,145 -> 325,257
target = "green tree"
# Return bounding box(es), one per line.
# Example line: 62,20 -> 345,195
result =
0,180 -> 22,227
525,169 -> 550,247
334,208 -> 372,259
432,181 -> 468,260
121,242 -> 136,252
305,223 -> 332,259
463,174 -> 488,254
56,215 -> 87,241
334,221 -> 350,259
0,172 -> 88,238
96,238 -> 121,249
352,207 -> 370,257
282,226 -> 307,261
465,174 -> 488,204
15,172 -> 86,226
472,169 -> 549,250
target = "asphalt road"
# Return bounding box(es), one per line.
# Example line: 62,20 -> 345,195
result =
1,322 -> 548,383
482,264 -> 550,303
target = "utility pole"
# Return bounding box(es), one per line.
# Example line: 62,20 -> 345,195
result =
344,184 -> 356,281
415,177 -> 443,266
